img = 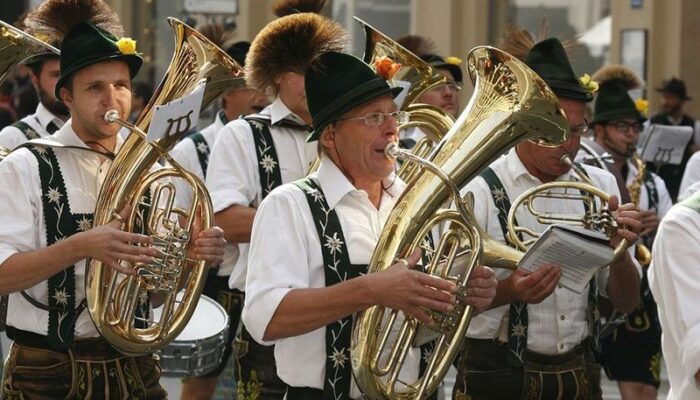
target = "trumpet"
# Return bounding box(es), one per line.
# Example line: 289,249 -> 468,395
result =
507,154 -> 630,263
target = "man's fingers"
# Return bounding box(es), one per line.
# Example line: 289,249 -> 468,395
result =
415,272 -> 457,293
106,259 -> 136,275
407,307 -> 435,327
198,226 -> 224,239
608,195 -> 619,211
406,248 -> 422,267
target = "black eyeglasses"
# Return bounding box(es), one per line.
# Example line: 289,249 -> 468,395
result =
570,120 -> 591,136
335,111 -> 410,127
607,121 -> 644,133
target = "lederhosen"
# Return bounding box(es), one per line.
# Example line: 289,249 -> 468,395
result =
1,145 -> 166,400
235,114 -> 308,399
182,112 -> 243,379
599,167 -> 662,387
453,167 -> 602,400
647,113 -> 696,201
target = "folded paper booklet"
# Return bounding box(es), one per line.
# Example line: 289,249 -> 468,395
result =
638,124 -> 693,165
517,224 -> 614,294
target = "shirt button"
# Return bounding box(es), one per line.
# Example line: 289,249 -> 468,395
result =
560,315 -> 566,321
559,344 -> 565,350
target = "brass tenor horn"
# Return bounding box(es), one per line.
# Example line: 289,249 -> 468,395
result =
355,17 -> 455,182
351,46 -> 569,399
85,17 -> 245,355
0,20 -> 60,159
507,154 -> 630,263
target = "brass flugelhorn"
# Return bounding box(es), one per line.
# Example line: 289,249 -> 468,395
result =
85,17 -> 245,355
351,46 -> 569,400
0,20 -> 60,159
507,154 -> 631,263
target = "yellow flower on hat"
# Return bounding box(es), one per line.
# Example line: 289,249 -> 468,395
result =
446,56 -> 462,66
579,73 -> 599,93
635,98 -> 649,117
116,37 -> 137,55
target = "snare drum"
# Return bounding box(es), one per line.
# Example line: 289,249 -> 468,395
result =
154,294 -> 229,377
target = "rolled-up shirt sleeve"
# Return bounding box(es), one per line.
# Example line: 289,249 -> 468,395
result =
0,150 -> 42,266
206,121 -> 258,213
242,185 -> 312,345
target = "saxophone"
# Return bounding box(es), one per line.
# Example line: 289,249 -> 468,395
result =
629,153 -> 652,266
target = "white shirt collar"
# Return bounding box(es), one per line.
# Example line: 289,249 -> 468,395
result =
314,155 -> 401,209
507,147 -> 577,183
52,119 -> 125,153
267,97 -> 307,126
34,103 -> 64,131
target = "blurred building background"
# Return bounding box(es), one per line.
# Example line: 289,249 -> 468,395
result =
2,0 -> 699,116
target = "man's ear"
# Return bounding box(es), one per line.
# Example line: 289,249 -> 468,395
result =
319,124 -> 336,150
58,87 -> 72,109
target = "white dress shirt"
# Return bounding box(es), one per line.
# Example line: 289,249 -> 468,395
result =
169,110 -> 227,208
463,148 -> 638,355
206,97 -> 316,283
242,157 -> 419,397
0,103 -> 64,150
0,121 -> 122,338
679,151 -> 700,201
649,199 -> 700,400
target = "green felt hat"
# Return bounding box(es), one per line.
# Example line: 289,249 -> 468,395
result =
55,21 -> 142,100
591,81 -> 646,124
306,51 -> 402,142
524,38 -> 593,102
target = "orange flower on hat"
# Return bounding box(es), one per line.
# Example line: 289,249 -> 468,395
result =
116,37 -> 137,55
374,56 -> 401,80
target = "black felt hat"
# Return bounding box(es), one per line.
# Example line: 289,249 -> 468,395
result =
421,54 -> 463,83
54,21 -> 142,99
524,38 -> 593,102
226,41 -> 250,67
656,77 -> 691,100
305,51 -> 402,141
591,64 -> 645,124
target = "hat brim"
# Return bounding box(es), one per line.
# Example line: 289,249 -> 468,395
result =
431,62 -> 463,83
654,87 -> 692,100
23,52 -> 60,66
55,53 -> 143,100
591,109 -> 647,124
307,85 -> 403,142
546,79 -> 594,102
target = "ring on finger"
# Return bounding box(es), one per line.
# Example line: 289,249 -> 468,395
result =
111,211 -> 125,229
395,258 -> 409,268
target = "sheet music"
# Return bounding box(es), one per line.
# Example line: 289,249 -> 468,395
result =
638,124 -> 693,165
518,224 -> 613,293
147,79 -> 206,143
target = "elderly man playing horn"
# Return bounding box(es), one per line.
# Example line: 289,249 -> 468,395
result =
0,12 -> 225,399
451,30 -> 643,400
242,50 -> 497,400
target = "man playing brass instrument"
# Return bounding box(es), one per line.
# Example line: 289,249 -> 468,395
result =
242,50 -> 498,400
206,0 -> 348,397
590,65 -> 672,400
169,25 -> 268,399
0,5 -> 226,398
452,30 -> 642,400
0,0 -> 70,151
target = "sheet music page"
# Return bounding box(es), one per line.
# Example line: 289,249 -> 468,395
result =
518,225 -> 613,293
639,124 -> 694,165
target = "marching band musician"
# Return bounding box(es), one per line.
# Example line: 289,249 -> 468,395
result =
589,65 -> 672,400
0,5 -> 226,398
241,50 -> 497,400
649,192 -> 700,399
0,0 -> 71,151
170,23 -> 268,400
205,0 -> 347,397
452,28 -> 643,400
